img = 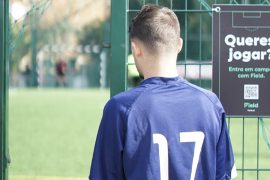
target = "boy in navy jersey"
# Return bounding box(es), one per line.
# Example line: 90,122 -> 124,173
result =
90,4 -> 237,180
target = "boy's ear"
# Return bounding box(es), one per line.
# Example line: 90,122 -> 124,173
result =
177,38 -> 183,53
131,40 -> 143,58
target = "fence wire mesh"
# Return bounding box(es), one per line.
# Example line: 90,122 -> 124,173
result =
121,0 -> 270,179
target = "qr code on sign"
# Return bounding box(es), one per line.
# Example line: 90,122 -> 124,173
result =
244,84 -> 259,100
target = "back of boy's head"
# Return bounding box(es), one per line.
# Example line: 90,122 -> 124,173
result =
129,4 -> 180,54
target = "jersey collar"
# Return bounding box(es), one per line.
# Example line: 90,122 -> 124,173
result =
139,76 -> 185,85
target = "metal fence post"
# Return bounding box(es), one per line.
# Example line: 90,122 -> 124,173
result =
31,17 -> 38,87
110,0 -> 128,97
31,0 -> 38,87
0,0 -> 9,179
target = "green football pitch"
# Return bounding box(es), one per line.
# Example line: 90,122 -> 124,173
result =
8,89 -> 270,179
9,89 -> 109,180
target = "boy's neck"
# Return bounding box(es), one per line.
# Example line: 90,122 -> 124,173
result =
142,56 -> 178,79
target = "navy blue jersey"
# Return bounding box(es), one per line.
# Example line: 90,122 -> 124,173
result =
90,76 -> 236,180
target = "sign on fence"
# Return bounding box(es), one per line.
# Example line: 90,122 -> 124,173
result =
213,5 -> 270,116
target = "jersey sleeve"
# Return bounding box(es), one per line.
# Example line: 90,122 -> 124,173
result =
216,112 -> 237,180
89,98 -> 126,180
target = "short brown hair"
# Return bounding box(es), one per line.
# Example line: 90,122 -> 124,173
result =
129,4 -> 180,53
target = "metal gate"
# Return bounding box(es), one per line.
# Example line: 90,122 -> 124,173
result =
0,0 -> 9,180
111,0 -> 270,179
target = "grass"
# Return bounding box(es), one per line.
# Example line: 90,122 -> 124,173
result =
8,89 -> 270,179
9,89 -> 109,179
